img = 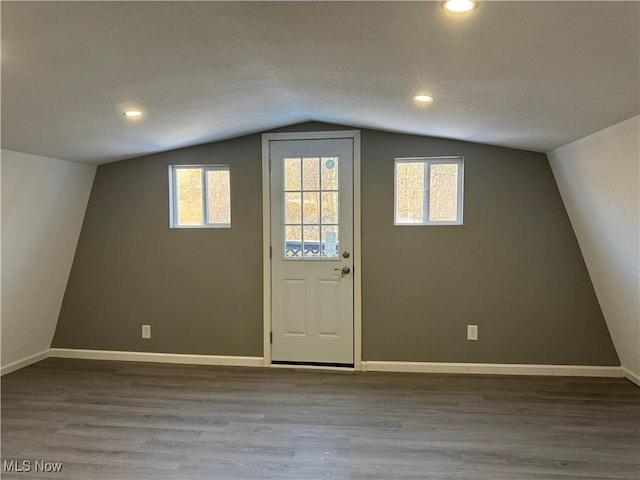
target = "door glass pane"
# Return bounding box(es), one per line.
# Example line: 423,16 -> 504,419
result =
303,192 -> 319,224
284,192 -> 302,225
321,226 -> 339,258
284,157 -> 301,191
206,169 -> 231,224
285,226 -> 302,257
302,157 -> 320,190
176,168 -> 203,225
283,154 -> 340,259
303,226 -> 320,257
321,157 -> 339,190
429,163 -> 458,222
321,192 -> 338,224
395,162 -> 424,224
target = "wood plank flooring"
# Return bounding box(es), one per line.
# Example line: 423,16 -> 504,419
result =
1,358 -> 638,479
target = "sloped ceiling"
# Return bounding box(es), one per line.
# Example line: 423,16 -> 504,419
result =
1,1 -> 638,164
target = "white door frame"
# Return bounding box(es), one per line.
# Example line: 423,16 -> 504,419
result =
262,130 -> 362,370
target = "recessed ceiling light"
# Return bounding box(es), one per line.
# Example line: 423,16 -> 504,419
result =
413,95 -> 434,103
123,110 -> 142,118
442,0 -> 478,13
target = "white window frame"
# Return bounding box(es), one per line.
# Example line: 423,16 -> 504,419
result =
168,165 -> 231,228
394,156 -> 464,226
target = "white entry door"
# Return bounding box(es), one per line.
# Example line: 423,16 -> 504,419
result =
270,138 -> 354,365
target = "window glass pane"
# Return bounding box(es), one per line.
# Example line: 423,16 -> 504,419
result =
303,157 -> 320,190
321,192 -> 339,224
303,192 -> 320,224
303,226 -> 320,257
395,162 -> 424,224
284,192 -> 302,225
285,226 -> 302,257
321,226 -> 339,258
206,169 -> 231,224
321,156 -> 339,190
284,157 -> 301,191
176,168 -> 203,225
429,163 -> 458,222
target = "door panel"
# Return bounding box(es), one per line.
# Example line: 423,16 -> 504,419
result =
317,278 -> 341,337
283,279 -> 307,336
270,138 -> 354,365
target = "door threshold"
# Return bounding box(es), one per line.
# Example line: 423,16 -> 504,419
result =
271,360 -> 355,371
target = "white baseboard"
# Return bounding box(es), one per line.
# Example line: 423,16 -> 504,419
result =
49,348 -> 265,367
361,361 -> 622,377
1,349 -> 50,376
622,367 -> 640,387
4,349 -> 627,380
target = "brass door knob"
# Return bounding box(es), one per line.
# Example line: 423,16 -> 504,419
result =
334,266 -> 351,277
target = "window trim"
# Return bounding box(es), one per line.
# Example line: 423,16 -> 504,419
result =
394,156 -> 464,226
168,164 -> 231,229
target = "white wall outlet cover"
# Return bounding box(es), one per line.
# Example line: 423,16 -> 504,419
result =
142,324 -> 151,339
467,325 -> 478,341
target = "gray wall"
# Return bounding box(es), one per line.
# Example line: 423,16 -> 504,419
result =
360,130 -> 617,364
54,123 -> 619,365
54,135 -> 264,356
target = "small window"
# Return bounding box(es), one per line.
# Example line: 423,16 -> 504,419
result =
169,165 -> 231,228
394,157 -> 463,225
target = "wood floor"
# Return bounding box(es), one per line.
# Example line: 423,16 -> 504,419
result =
1,359 -> 638,480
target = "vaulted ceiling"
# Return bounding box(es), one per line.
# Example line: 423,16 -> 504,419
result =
2,1 -> 638,164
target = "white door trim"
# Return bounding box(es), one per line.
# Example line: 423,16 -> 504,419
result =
262,130 -> 362,370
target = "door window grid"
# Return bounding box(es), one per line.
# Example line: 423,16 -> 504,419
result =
283,156 -> 339,258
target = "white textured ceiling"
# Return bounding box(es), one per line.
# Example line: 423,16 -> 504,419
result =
2,1 -> 638,164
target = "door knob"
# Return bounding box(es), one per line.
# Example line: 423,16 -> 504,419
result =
334,266 -> 351,277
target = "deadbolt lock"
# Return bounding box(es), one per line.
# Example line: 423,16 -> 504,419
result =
342,251 -> 350,259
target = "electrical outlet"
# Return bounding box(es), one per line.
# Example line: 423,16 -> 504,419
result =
142,324 -> 151,339
467,324 -> 478,341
